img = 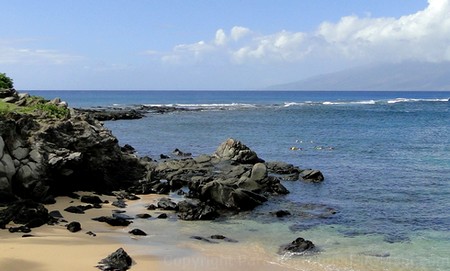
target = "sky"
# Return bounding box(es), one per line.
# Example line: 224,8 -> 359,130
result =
1,0 -> 449,90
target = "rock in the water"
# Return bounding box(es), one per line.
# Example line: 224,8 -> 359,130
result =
157,213 -> 168,219
190,236 -> 219,244
172,148 -> 192,157
67,221 -> 82,232
129,229 -> 147,236
135,213 -> 151,219
210,234 -> 238,243
273,210 -> 291,218
266,161 -> 301,180
76,108 -> 144,121
97,248 -> 133,271
160,154 -> 170,159
300,169 -> 324,183
279,237 -> 316,255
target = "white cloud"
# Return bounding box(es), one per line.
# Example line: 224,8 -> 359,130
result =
315,0 -> 450,62
157,0 -> 450,67
230,26 -> 251,41
215,29 -> 227,46
4,49 -> 79,65
0,42 -> 82,65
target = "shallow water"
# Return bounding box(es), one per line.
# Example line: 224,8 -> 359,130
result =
30,90 -> 450,270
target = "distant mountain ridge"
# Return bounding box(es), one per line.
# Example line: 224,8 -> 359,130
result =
268,62 -> 450,91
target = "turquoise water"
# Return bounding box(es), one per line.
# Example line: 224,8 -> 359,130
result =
30,90 -> 450,270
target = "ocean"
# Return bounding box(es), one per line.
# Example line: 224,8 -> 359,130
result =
30,90 -> 450,270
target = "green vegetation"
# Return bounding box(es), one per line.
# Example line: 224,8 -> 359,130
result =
0,73 -> 14,89
0,96 -> 69,119
0,73 -> 69,119
0,100 -> 18,114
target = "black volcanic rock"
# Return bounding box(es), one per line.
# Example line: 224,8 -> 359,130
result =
0,200 -> 51,229
129,229 -> 147,236
67,221 -> 82,232
97,248 -> 133,271
80,195 -> 103,205
279,237 -> 316,255
92,216 -> 132,226
177,200 -> 219,221
75,108 -> 144,121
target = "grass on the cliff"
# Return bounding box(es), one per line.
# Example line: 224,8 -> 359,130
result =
0,96 -> 69,119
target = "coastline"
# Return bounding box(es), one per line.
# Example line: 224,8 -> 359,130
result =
2,89 -> 448,271
1,194 -> 440,271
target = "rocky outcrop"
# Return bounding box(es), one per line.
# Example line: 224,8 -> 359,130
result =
0,199 -> 53,229
74,108 -> 145,121
0,93 -> 147,203
148,138 -> 322,219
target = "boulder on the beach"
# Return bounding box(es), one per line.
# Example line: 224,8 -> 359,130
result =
278,237 -> 316,255
8,225 -> 31,233
129,229 -> 147,236
177,200 -> 219,220
97,248 -> 133,271
92,216 -> 132,226
112,199 -> 127,208
0,200 -> 51,229
80,195 -> 103,205
64,206 -> 86,214
66,221 -> 82,233
48,210 -> 64,219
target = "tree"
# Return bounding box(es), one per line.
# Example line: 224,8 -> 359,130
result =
0,73 -> 14,89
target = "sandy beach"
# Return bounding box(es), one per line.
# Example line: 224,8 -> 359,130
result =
0,194 -> 298,271
1,193 -> 430,271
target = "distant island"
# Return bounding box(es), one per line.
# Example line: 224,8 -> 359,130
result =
267,62 -> 450,91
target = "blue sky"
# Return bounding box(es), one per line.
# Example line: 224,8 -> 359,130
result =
1,0 -> 448,90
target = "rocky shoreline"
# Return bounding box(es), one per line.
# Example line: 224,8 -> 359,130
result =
0,88 -> 324,269
73,104 -> 203,121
